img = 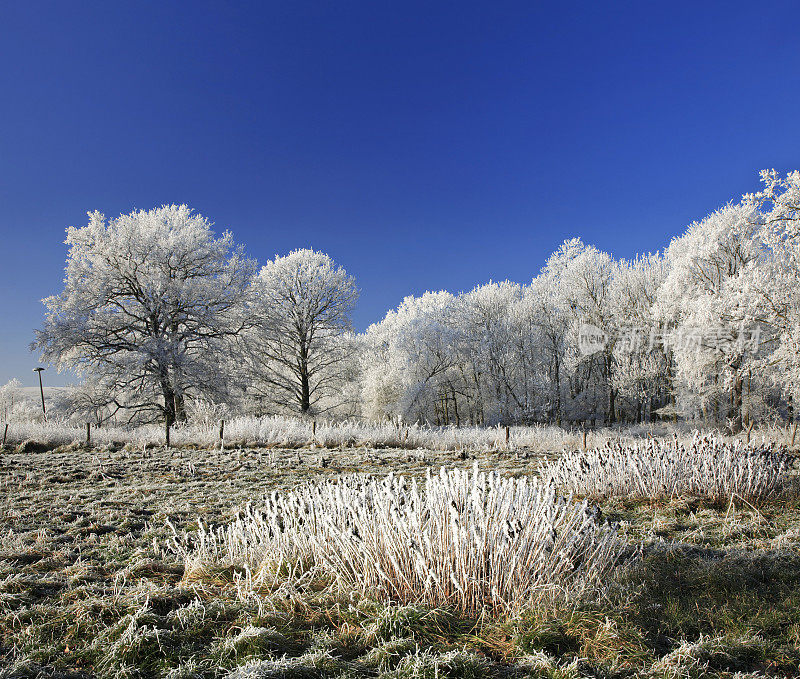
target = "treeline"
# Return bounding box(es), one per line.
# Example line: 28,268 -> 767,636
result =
16,170 -> 800,431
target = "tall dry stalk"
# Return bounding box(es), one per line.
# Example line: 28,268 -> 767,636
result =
173,464 -> 623,616
540,434 -> 793,501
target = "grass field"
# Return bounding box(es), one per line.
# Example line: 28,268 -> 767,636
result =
1,440 -> 799,678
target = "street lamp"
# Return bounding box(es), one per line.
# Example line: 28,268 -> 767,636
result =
33,367 -> 47,422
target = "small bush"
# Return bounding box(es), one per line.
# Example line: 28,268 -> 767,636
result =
540,434 -> 793,501
177,465 -> 623,616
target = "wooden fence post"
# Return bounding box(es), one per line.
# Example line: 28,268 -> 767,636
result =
219,419 -> 225,449
505,425 -> 510,448
2,423 -> 7,447
165,421 -> 171,448
86,422 -> 91,447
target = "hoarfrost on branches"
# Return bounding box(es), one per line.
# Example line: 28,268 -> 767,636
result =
33,205 -> 256,425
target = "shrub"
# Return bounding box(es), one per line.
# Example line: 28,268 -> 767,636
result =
176,465 -> 623,616
540,434 -> 793,501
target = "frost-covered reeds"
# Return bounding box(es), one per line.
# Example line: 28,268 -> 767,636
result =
2,416 -> 611,451
173,465 -> 622,616
540,434 -> 794,502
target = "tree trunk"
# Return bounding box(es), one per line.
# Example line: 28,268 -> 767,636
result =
161,383 -> 177,426
730,375 -> 744,433
604,353 -> 616,425
553,352 -> 562,424
300,370 -> 310,413
159,365 -> 177,427
608,386 -> 616,425
174,391 -> 187,422
298,334 -> 311,413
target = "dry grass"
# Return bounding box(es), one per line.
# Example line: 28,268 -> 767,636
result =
3,417 -> 593,452
1,437 -> 798,678
8,415 -> 793,454
541,434 -> 795,502
172,464 -> 623,616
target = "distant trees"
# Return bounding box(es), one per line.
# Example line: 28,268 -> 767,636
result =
244,249 -> 358,415
0,379 -> 22,422
357,173 -> 799,428
29,170 -> 800,430
656,202 -> 767,430
610,254 -> 669,422
33,206 -> 256,425
361,291 -> 459,423
541,238 -> 617,423
744,170 -> 800,410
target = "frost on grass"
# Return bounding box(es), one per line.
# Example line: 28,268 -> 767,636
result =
175,464 -> 623,616
2,442 -> 799,677
541,434 -> 794,501
2,415 -> 614,452
649,632 -> 769,678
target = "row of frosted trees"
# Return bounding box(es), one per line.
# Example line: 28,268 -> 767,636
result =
28,170 -> 800,431
362,171 -> 800,430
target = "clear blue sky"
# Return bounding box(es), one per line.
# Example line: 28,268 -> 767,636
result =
2,1 -> 799,387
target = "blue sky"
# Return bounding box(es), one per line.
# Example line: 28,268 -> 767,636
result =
2,1 -> 799,386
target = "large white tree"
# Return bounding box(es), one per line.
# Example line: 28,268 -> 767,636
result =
244,249 -> 358,415
541,238 -> 618,423
655,202 -> 767,429
743,170 -> 800,410
33,205 -> 256,425
361,291 -> 460,423
610,253 -> 670,423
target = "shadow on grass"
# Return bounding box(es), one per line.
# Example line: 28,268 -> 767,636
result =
628,543 -> 800,646
513,543 -> 800,676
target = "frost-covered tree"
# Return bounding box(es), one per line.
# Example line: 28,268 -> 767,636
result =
656,202 -> 767,430
362,283 -> 549,426
743,170 -> 800,412
361,291 -> 460,423
542,238 -> 618,423
33,206 -> 256,425
0,379 -> 22,422
525,275 -> 569,423
459,281 -> 546,424
244,249 -> 358,415
610,254 -> 670,422
56,378 -> 121,426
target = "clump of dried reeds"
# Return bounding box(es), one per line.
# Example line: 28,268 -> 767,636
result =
174,464 -> 622,616
540,434 -> 793,502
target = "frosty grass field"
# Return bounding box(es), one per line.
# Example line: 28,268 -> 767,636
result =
1,425 -> 799,678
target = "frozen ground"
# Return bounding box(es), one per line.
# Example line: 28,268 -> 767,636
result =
0,442 -> 799,678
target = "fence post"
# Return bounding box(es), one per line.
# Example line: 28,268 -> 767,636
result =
2,423 -> 7,447
505,425 -> 510,449
219,419 -> 225,449
86,422 -> 91,447
165,421 -> 171,448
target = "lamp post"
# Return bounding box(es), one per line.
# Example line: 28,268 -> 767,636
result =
33,367 -> 47,422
